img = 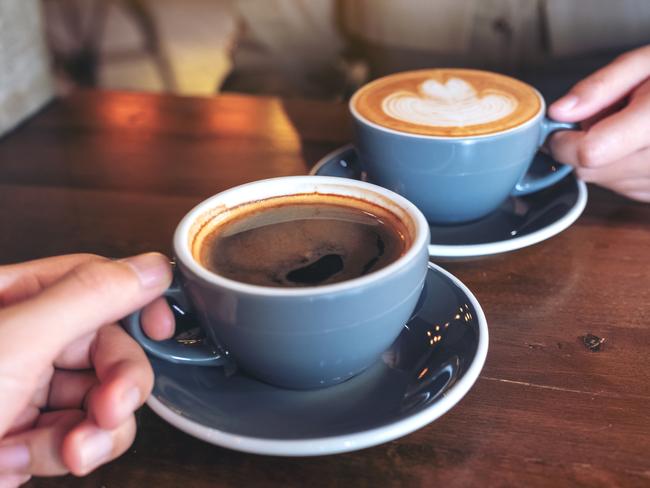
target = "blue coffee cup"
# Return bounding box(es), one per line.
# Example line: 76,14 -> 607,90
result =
350,70 -> 578,224
124,176 -> 430,389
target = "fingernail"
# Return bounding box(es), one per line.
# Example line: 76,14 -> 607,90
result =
78,429 -> 113,474
0,444 -> 29,472
122,253 -> 170,289
123,386 -> 141,414
552,94 -> 578,112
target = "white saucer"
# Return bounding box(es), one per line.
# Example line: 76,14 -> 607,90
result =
310,144 -> 588,258
146,263 -> 488,456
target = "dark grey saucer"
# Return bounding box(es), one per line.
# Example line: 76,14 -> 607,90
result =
310,145 -> 588,258
146,263 -> 488,456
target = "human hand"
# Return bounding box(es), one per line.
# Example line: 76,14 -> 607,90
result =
548,45 -> 650,202
0,253 -> 172,487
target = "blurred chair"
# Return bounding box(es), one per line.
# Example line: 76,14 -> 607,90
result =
43,0 -> 177,91
220,0 -> 362,100
41,0 -> 650,100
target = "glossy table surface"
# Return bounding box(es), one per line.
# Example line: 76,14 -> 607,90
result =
1,91 -> 649,487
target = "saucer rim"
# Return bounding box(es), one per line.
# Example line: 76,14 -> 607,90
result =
146,262 -> 489,457
309,144 -> 588,258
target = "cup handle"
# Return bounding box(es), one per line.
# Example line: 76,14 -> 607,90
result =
510,118 -> 579,197
122,272 -> 227,366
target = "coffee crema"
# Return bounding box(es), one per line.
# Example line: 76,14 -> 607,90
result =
352,69 -> 542,137
191,193 -> 411,287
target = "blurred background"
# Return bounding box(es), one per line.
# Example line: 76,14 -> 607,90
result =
40,0 -> 650,100
2,0 -> 650,119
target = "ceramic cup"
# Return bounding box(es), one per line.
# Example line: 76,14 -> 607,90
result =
350,69 -> 579,224
123,176 -> 430,389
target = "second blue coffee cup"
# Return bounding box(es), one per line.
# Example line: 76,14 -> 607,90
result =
350,70 -> 578,224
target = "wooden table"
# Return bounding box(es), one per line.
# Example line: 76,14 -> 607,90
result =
1,91 -> 649,487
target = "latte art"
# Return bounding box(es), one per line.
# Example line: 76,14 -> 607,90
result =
352,69 -> 542,137
382,78 -> 518,128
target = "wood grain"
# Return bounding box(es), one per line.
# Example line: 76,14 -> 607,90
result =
0,91 -> 648,487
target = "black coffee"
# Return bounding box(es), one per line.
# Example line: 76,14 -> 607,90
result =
192,193 -> 410,287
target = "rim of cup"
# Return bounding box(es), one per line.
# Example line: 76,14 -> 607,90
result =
349,68 -> 546,140
174,176 -> 430,297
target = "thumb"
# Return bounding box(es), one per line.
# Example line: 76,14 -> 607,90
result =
0,253 -> 171,434
0,253 -> 172,359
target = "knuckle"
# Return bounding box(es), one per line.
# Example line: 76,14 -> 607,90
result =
578,138 -> 603,167
69,260 -> 135,299
70,262 -> 111,294
610,46 -> 650,83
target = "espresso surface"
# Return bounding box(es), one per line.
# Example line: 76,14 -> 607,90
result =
193,194 -> 410,287
352,68 -> 541,137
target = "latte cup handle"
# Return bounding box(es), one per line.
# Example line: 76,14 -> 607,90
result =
122,274 -> 227,366
510,118 -> 579,197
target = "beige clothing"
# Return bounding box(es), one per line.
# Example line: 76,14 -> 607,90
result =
225,0 -> 650,97
42,0 -> 650,97
344,0 -> 650,61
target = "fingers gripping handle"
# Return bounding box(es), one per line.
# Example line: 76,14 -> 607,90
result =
122,277 -> 226,366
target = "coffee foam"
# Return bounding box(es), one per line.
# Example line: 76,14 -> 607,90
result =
352,69 -> 542,137
383,77 -> 518,127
